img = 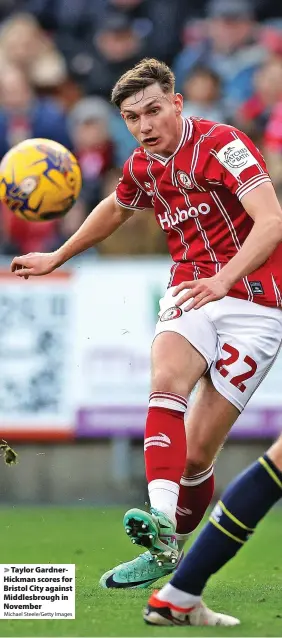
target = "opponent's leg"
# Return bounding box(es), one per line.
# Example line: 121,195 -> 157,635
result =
124,331 -> 207,565
144,434 -> 282,626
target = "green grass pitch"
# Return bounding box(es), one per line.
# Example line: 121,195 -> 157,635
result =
0,507 -> 281,637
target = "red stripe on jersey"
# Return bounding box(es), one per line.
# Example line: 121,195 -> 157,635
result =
171,156 -> 220,274
210,190 -> 253,301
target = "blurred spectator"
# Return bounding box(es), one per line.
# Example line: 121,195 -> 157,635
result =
53,76 -> 83,113
58,200 -> 90,247
182,66 -> 227,122
255,1 -> 282,21
99,208 -> 168,255
0,65 -> 71,157
0,12 -> 72,106
110,109 -> 137,167
0,0 -> 26,22
65,13 -> 146,99
234,59 -> 282,143
101,0 -> 194,64
30,55 -> 84,115
0,13 -> 53,73
265,101 -> 282,156
181,19 -> 208,51
68,97 -> 114,210
29,48 -> 68,96
259,23 -> 282,62
102,168 -> 123,199
0,202 -> 61,255
26,0 -> 105,108
0,197 -> 85,256
174,0 -> 265,117
24,0 -> 102,38
263,100 -> 282,196
98,168 -> 167,255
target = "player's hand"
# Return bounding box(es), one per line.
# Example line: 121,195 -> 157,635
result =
172,276 -> 230,311
11,252 -> 59,279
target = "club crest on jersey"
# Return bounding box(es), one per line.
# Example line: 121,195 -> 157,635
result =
176,170 -> 193,189
160,306 -> 183,321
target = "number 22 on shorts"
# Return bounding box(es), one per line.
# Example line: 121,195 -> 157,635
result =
215,343 -> 257,393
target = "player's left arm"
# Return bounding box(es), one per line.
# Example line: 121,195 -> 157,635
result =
173,131 -> 282,311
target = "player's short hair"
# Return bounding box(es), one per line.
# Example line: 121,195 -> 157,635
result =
111,58 -> 175,109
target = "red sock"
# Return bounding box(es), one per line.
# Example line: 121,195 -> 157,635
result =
176,465 -> 215,534
144,392 -> 187,483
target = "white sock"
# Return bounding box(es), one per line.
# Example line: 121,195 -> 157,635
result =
148,479 -> 179,525
175,532 -> 192,552
156,582 -> 201,608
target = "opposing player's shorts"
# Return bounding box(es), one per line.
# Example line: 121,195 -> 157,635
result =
155,288 -> 282,412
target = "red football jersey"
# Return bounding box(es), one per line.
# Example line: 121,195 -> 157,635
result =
116,117 -> 282,307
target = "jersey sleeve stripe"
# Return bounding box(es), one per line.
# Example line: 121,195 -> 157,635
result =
236,173 -> 270,197
236,176 -> 272,200
131,188 -> 143,207
129,154 -> 148,193
115,193 -> 147,210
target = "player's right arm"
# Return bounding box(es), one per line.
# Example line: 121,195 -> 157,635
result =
11,154 -> 152,277
11,193 -> 134,277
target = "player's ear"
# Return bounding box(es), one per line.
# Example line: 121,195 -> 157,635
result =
174,93 -> 183,115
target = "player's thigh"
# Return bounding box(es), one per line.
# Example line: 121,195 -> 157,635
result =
207,297 -> 282,413
152,286 -> 217,396
183,374 -> 240,475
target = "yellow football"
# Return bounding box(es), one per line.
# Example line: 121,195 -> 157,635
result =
0,138 -> 82,221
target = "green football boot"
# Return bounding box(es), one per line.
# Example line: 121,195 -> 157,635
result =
123,507 -> 179,567
100,549 -> 184,589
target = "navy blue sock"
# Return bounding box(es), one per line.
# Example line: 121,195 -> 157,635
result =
171,453 -> 282,596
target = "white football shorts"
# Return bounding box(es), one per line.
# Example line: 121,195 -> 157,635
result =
155,287 -> 282,412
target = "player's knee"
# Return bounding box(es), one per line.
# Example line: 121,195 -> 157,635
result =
184,446 -> 214,477
151,367 -> 187,396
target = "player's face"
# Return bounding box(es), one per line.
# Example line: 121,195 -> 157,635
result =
120,83 -> 183,157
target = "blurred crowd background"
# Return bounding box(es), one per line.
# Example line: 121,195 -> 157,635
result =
0,0 -> 282,256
